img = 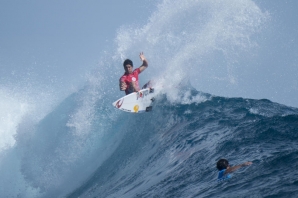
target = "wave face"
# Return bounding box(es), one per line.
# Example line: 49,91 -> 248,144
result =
65,87 -> 298,198
2,84 -> 298,198
1,0 -> 297,198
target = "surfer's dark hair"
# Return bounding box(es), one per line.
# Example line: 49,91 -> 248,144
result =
217,159 -> 229,171
123,59 -> 133,67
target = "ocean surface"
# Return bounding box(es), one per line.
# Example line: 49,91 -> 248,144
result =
1,0 -> 298,197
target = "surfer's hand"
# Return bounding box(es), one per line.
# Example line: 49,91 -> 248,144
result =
139,52 -> 146,61
120,82 -> 127,90
243,162 -> 253,166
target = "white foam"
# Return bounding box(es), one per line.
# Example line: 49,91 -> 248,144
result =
0,88 -> 30,151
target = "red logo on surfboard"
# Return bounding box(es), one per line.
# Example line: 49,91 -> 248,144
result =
137,92 -> 143,100
115,98 -> 124,108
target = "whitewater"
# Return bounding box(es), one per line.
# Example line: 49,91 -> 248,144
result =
1,0 -> 298,197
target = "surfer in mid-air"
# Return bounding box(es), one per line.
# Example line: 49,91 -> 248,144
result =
119,52 -> 148,95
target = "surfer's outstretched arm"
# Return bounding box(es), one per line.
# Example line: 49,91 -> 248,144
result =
225,162 -> 252,174
139,52 -> 148,73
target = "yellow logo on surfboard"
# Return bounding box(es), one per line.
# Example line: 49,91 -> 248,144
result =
133,105 -> 139,113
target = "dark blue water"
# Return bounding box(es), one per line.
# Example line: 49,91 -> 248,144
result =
62,86 -> 298,198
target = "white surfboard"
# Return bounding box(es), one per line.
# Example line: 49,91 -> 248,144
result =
112,88 -> 154,113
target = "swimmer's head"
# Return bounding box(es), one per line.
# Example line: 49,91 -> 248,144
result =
217,159 -> 229,171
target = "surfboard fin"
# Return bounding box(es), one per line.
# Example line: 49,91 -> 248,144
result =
149,88 -> 154,93
146,106 -> 153,112
151,97 -> 155,102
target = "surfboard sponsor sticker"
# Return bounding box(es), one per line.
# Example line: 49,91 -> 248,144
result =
115,98 -> 124,108
133,105 -> 139,113
137,92 -> 143,100
137,89 -> 149,100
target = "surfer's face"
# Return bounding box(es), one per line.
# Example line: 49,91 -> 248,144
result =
124,64 -> 133,74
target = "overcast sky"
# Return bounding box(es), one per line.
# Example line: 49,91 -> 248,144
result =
0,0 -> 156,92
1,0 -> 298,107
